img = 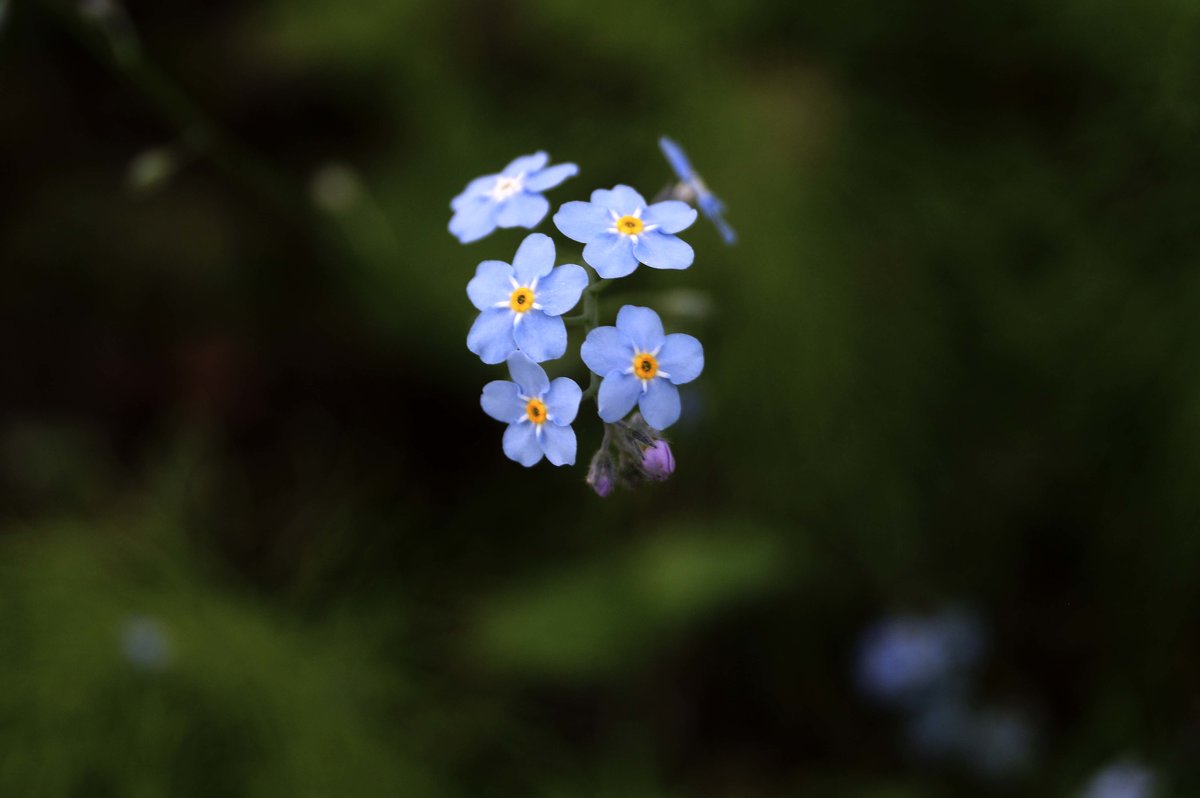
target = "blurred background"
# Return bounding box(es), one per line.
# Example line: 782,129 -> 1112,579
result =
2,0 -> 1199,794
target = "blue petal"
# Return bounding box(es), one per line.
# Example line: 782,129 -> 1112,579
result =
524,163 -> 578,192
639,379 -> 681,430
657,333 -> 704,384
451,174 -> 498,210
698,193 -> 737,244
581,325 -> 634,376
643,201 -> 698,234
534,264 -> 586,316
513,311 -> 567,362
502,422 -> 543,466
512,232 -> 556,284
634,230 -> 694,270
583,232 -> 639,279
659,136 -> 695,181
698,192 -> 725,215
544,377 -> 582,425
466,260 -> 515,311
502,151 -> 549,177
481,380 -> 524,423
505,352 -> 550,396
597,371 -> 641,422
539,423 -> 577,466
553,201 -> 613,243
467,308 -> 516,364
615,305 -> 665,353
590,184 -> 646,215
449,196 -> 498,244
496,192 -> 550,230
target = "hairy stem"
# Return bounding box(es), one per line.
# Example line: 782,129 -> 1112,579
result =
579,273 -> 609,402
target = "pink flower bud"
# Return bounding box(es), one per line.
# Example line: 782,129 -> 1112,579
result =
641,440 -> 675,481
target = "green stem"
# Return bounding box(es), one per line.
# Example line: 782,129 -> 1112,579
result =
579,271 -> 609,402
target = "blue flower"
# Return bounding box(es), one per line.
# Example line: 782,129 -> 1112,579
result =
553,185 -> 697,279
581,305 -> 704,430
1082,761 -> 1156,798
659,136 -> 737,245
961,707 -> 1036,779
855,608 -> 985,708
450,151 -> 578,243
482,353 -> 582,467
466,233 -> 587,364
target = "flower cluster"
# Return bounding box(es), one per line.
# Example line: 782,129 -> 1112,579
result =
855,607 -> 1037,781
449,141 -> 729,492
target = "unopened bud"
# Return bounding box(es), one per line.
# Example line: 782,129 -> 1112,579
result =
587,450 -> 616,497
641,440 -> 675,481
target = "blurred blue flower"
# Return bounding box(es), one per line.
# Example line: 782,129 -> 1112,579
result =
450,151 -> 578,243
961,707 -> 1036,779
120,615 -> 172,671
482,353 -> 582,467
581,305 -> 704,430
466,233 -> 587,364
903,693 -> 974,760
856,607 -> 985,708
659,136 -> 737,245
554,185 -> 697,279
1081,760 -> 1157,798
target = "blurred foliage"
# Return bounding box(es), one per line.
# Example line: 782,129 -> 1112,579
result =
2,0 -> 1200,795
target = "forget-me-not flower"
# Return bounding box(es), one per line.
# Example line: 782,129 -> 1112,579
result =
1081,760 -> 1157,798
467,233 -> 587,364
482,353 -> 582,467
581,305 -> 703,430
450,151 -> 578,243
855,608 -> 985,708
554,185 -> 697,279
659,136 -> 737,245
962,707 -> 1036,779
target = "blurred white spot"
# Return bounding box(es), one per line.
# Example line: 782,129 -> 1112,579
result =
309,162 -> 362,214
120,615 -> 172,671
79,0 -> 118,22
127,147 -> 177,194
658,288 -> 713,321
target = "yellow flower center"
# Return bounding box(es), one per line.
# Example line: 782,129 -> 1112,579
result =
509,287 -> 535,313
525,398 -> 547,425
616,215 -> 644,236
633,352 -> 659,380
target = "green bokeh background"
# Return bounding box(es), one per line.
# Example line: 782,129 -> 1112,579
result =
2,0 -> 1199,794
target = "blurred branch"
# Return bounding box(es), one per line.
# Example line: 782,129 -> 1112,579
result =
37,0 -> 331,238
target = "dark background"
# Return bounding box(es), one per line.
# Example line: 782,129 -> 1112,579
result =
2,0 -> 1199,794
